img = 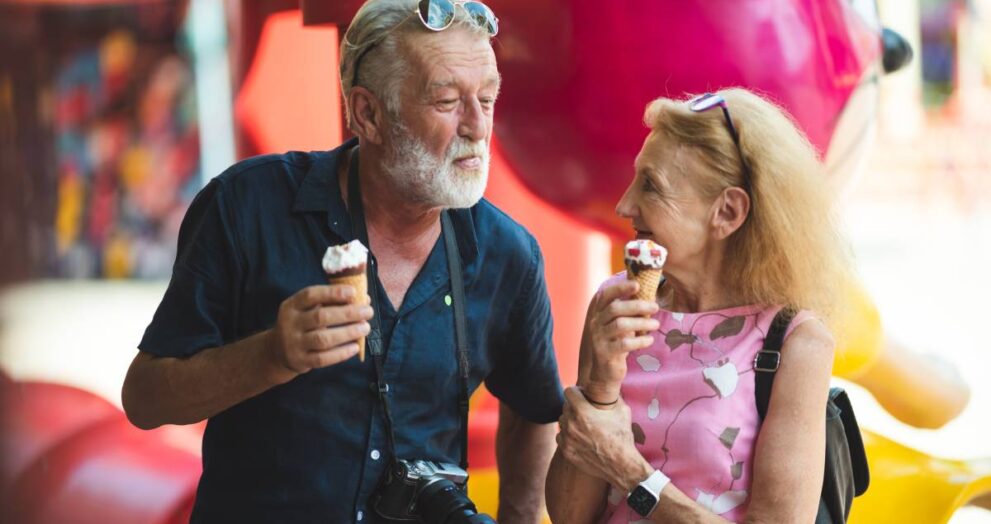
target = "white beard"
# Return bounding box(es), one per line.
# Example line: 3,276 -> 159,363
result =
381,120 -> 490,209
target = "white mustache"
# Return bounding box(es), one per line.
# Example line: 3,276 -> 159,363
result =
446,139 -> 488,163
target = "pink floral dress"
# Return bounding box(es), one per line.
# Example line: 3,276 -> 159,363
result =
597,274 -> 813,523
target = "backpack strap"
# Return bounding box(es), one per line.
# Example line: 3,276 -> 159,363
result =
754,307 -> 797,421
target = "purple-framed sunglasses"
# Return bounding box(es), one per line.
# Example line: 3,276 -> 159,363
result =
688,93 -> 753,194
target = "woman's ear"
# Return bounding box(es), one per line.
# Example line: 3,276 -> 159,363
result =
348,86 -> 388,145
711,186 -> 751,240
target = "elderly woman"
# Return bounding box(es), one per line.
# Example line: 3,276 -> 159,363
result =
545,88 -> 854,523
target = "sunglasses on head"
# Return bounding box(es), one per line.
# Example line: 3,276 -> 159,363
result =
351,0 -> 499,88
417,0 -> 499,35
688,93 -> 753,194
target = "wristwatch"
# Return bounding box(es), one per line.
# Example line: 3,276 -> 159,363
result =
626,469 -> 671,518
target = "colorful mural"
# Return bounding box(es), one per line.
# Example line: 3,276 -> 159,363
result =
41,5 -> 200,279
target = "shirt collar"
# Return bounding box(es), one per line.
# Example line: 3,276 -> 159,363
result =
291,138 -> 355,241
291,137 -> 479,267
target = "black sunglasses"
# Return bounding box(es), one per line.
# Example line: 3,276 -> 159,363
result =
351,0 -> 499,88
688,93 -> 753,195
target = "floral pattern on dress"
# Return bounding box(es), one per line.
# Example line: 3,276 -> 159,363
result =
596,273 -> 812,524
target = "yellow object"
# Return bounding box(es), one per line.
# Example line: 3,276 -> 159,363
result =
55,174 -> 84,254
118,146 -> 151,190
832,279 -> 885,379
836,279 -> 969,428
468,468 -> 552,523
100,30 -> 137,77
850,431 -> 991,524
103,233 -> 133,279
467,468 -> 500,519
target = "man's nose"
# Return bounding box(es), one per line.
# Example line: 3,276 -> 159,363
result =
458,98 -> 488,143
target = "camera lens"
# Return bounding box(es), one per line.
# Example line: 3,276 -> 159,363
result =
416,478 -> 496,524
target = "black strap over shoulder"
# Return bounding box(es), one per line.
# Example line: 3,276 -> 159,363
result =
347,149 -> 401,470
442,211 -> 471,470
754,307 -> 796,421
346,148 -> 472,471
752,307 -> 870,523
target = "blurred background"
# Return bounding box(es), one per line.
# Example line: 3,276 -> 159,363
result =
0,0 -> 989,522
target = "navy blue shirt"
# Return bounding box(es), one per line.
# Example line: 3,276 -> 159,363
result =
139,139 -> 564,523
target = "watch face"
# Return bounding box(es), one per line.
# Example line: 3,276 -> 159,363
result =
627,485 -> 658,517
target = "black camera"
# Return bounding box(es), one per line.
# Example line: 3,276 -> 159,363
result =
371,459 -> 497,524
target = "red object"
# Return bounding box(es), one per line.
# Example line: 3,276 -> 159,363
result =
1,381 -> 201,524
299,0 -> 358,27
234,9 -> 342,157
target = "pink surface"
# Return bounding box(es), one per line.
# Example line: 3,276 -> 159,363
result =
492,0 -> 880,238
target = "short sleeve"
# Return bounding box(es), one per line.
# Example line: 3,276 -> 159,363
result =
138,179 -> 244,358
484,235 -> 564,424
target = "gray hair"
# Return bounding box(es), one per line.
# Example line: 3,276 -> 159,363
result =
340,0 -> 492,130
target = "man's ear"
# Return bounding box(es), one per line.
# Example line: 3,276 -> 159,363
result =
710,186 -> 751,240
348,86 -> 389,145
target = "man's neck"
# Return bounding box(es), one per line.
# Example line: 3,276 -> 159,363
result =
341,146 -> 442,258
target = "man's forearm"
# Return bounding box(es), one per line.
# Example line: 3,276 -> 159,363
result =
122,330 -> 287,429
495,403 -> 557,524
545,449 -> 610,524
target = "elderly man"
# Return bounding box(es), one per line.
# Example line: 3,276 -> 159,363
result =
121,0 -> 564,522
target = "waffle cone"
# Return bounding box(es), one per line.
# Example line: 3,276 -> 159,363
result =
626,266 -> 662,336
627,267 -> 662,302
328,272 -> 369,361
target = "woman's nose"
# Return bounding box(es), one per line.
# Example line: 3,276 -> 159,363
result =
616,186 -> 637,218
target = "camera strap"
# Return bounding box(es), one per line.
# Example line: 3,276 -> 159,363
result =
443,208 -> 472,471
346,147 -> 472,471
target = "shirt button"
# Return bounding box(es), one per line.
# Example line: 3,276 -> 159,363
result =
371,449 -> 381,460
356,510 -> 363,521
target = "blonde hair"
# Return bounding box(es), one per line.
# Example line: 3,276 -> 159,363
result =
643,88 -> 855,325
340,0 -> 491,129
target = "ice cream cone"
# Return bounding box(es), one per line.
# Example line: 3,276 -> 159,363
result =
323,240 -> 370,361
624,239 -> 668,336
628,266 -> 663,303
327,270 -> 369,361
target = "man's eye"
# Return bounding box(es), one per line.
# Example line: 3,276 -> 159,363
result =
438,99 -> 458,105
642,178 -> 656,192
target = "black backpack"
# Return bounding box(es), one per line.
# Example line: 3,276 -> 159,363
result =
754,308 -> 870,523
